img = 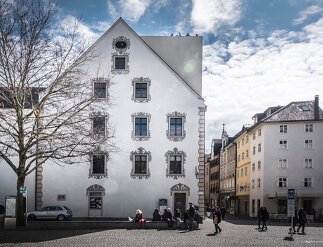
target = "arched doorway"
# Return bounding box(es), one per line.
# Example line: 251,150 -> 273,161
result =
86,184 -> 105,216
170,183 -> 190,216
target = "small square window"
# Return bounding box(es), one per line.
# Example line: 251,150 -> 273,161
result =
93,78 -> 109,98
305,124 -> 313,132
57,194 -> 66,201
278,177 -> 287,187
279,140 -> 288,150
93,116 -> 106,136
278,159 -> 287,169
305,139 -> 313,149
304,177 -> 312,187
280,125 -> 287,133
112,54 -> 129,74
304,158 -> 313,168
299,105 -> 310,111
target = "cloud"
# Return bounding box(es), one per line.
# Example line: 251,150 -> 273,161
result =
107,0 -> 151,23
203,17 -> 323,152
293,5 -> 323,25
190,0 -> 242,34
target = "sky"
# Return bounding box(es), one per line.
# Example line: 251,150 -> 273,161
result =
53,0 -> 323,153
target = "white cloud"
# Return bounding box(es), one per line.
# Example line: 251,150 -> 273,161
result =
293,5 -> 323,25
107,0 -> 151,23
203,17 -> 323,152
190,0 -> 242,34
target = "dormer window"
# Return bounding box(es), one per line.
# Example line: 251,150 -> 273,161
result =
299,105 -> 310,112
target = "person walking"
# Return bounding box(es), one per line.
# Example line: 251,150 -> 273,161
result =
260,207 -> 269,231
212,206 -> 222,234
292,207 -> 298,233
297,208 -> 307,234
188,202 -> 196,231
257,207 -> 263,229
220,206 -> 226,220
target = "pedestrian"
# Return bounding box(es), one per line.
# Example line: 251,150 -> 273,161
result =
174,209 -> 181,228
297,208 -> 307,234
292,207 -> 298,233
188,202 -> 196,231
194,207 -> 200,229
183,209 -> 190,230
220,206 -> 226,220
260,207 -> 269,231
212,206 -> 222,234
206,204 -> 211,218
257,207 -> 263,229
152,208 -> 161,221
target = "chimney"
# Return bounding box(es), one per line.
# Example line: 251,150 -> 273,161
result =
314,95 -> 319,120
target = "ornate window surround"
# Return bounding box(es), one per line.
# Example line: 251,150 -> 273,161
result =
92,77 -> 110,100
170,183 -> 190,196
86,184 -> 105,196
131,112 -> 151,141
166,112 -> 186,141
165,147 -> 186,179
111,36 -> 130,75
112,36 -> 130,54
90,112 -> 108,138
131,77 -> 151,103
130,147 -> 151,179
89,150 -> 109,179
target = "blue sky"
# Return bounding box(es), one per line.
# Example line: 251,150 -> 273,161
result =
54,0 -> 323,152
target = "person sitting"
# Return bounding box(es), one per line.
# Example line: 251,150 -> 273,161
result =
183,209 -> 190,230
152,208 -> 161,221
133,209 -> 145,228
162,208 -> 174,228
174,209 -> 182,228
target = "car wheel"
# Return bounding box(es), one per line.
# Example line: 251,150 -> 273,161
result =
28,214 -> 36,221
57,214 -> 65,221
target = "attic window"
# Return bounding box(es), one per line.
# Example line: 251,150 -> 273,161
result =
115,41 -> 127,49
299,105 -> 310,112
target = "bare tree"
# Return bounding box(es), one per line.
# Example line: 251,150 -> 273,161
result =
0,0 -> 115,226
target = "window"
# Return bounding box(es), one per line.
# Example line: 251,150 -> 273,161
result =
241,168 -> 243,177
0,87 -> 39,109
257,178 -> 261,188
132,77 -> 151,102
93,78 -> 109,98
111,55 -> 129,74
258,143 -> 261,152
279,140 -> 288,150
304,158 -> 313,168
246,136 -> 249,143
135,118 -> 147,136
242,152 -> 244,160
242,138 -> 244,145
166,148 -> 186,179
305,124 -> 313,133
278,200 -> 287,214
278,159 -> 287,169
245,167 -> 247,176
278,177 -> 287,187
238,142 -> 240,149
304,177 -> 312,187
237,169 -> 239,177
258,161 -> 261,170
280,125 -> 287,133
252,163 -> 255,171
246,150 -> 249,158
253,146 -> 256,155
90,154 -> 107,178
92,116 -> 106,136
253,133 -> 256,140
57,194 -> 66,201
299,105 -> 310,111
130,147 -> 151,179
238,155 -> 240,162
167,112 -> 186,141
258,129 -> 262,136
132,113 -> 151,141
305,139 -> 313,149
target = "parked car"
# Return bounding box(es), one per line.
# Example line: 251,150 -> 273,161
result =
27,206 -> 72,221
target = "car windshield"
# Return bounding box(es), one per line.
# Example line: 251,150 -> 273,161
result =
64,206 -> 71,211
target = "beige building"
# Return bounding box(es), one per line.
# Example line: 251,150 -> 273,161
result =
235,126 -> 251,216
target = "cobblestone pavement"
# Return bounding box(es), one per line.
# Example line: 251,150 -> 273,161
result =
1,219 -> 323,247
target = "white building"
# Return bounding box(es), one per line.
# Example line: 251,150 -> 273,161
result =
249,96 -> 323,217
0,18 -> 206,218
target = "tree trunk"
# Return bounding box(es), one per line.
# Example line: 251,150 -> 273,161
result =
16,176 -> 25,227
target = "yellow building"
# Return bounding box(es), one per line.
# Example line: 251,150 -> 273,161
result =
235,126 -> 251,216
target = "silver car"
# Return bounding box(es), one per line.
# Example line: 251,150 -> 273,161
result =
27,206 -> 72,221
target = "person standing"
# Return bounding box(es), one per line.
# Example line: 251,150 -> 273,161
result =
220,206 -> 226,220
189,202 -> 196,231
297,208 -> 307,234
174,209 -> 181,228
183,209 -> 190,230
212,206 -> 222,234
292,207 -> 298,233
257,207 -> 263,229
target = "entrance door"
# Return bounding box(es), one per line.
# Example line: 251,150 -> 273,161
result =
303,200 -> 312,214
174,193 -> 186,217
244,201 -> 248,215
89,192 -> 103,216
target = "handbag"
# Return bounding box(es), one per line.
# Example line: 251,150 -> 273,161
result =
213,217 -> 218,224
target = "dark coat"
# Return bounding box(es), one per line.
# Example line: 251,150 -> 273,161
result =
189,206 -> 195,218
298,211 -> 307,225
152,211 -> 161,221
213,211 -> 222,224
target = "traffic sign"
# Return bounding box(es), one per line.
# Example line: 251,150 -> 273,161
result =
19,186 -> 27,194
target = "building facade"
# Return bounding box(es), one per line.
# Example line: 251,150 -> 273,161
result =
0,18 -> 206,218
